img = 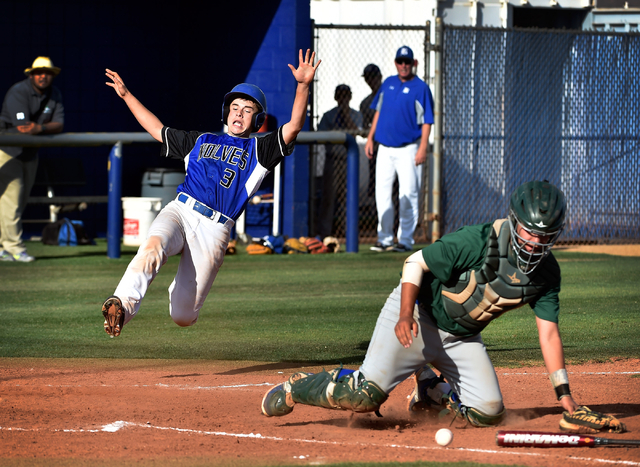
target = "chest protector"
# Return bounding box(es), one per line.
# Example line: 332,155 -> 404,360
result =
440,219 -> 558,334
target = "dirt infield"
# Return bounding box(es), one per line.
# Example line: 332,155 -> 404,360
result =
1,358 -> 638,466
556,244 -> 640,257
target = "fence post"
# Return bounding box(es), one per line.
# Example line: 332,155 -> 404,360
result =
431,18 -> 444,243
107,141 -> 123,259
345,134 -> 359,253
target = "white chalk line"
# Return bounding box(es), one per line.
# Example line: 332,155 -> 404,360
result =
500,371 -> 640,376
34,382 -> 274,390
1,422 -> 638,466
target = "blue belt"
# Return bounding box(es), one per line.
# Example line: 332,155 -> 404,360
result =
177,193 -> 232,225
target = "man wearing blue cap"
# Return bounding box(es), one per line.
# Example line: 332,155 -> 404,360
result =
365,46 -> 434,253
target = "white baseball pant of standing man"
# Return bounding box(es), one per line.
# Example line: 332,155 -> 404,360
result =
374,143 -> 422,249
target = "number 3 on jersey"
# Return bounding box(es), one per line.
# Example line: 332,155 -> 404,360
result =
221,168 -> 236,188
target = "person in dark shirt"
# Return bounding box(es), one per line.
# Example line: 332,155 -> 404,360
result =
0,57 -> 65,262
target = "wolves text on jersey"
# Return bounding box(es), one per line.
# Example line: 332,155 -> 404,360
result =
197,143 -> 249,171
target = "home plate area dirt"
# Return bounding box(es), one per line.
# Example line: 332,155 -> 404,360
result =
1,358 -> 639,466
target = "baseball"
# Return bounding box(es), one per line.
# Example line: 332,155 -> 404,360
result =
435,428 -> 453,446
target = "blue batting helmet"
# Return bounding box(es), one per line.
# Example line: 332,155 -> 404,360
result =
222,83 -> 267,131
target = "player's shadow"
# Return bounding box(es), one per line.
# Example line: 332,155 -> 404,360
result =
214,349 -> 369,376
510,403 -> 640,421
278,416 -> 410,431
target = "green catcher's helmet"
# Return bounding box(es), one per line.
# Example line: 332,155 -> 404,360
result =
508,180 -> 566,274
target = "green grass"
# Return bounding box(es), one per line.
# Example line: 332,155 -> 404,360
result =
0,240 -> 638,366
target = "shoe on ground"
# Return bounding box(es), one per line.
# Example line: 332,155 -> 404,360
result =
370,242 -> 391,252
12,251 -> 35,262
102,296 -> 124,338
0,250 -> 15,261
389,243 -> 412,253
408,366 -> 445,412
261,381 -> 295,417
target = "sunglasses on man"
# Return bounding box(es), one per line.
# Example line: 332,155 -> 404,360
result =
395,58 -> 413,66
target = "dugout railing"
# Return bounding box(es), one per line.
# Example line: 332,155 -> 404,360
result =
0,131 -> 361,258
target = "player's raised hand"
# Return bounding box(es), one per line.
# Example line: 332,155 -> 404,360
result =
288,49 -> 321,86
105,69 -> 130,99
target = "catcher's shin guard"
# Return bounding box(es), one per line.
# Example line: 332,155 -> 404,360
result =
261,381 -> 295,417
289,367 -> 388,413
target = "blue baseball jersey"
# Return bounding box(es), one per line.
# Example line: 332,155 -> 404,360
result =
160,126 -> 294,220
371,75 -> 434,148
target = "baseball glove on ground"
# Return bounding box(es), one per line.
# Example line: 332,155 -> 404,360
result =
283,237 -> 308,254
304,237 -> 329,254
225,239 -> 237,255
246,241 -> 273,255
559,406 -> 626,433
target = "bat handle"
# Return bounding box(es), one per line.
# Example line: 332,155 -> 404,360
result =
596,437 -> 640,446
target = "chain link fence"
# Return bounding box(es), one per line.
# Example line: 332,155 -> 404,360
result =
312,23 -> 430,243
442,25 -> 640,243
312,23 -> 640,245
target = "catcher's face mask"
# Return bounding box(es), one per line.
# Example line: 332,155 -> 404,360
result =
509,217 -> 562,274
508,180 -> 566,274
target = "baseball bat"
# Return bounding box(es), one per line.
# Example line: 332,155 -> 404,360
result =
496,430 -> 640,448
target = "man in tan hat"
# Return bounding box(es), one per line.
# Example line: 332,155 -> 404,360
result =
0,56 -> 64,262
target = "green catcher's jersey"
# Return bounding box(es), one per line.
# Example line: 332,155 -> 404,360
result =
418,221 -> 561,337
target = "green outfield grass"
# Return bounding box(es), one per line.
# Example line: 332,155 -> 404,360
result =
0,240 -> 638,366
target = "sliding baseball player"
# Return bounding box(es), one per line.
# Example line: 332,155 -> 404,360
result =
101,50 -> 320,337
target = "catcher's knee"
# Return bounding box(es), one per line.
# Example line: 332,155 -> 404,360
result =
444,393 -> 506,427
464,405 -> 506,427
290,368 -> 388,413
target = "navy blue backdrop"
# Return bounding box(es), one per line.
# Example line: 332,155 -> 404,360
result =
0,0 -> 312,239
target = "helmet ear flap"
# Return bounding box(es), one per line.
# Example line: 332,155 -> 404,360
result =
222,83 -> 267,132
253,112 -> 266,131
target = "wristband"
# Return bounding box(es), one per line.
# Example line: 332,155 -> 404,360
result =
549,369 -> 571,401
554,384 -> 572,400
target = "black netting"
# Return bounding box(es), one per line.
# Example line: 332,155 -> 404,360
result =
313,24 -> 430,243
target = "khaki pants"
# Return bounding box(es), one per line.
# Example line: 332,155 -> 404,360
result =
0,149 -> 38,255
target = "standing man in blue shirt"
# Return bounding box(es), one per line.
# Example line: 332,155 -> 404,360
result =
365,46 -> 433,253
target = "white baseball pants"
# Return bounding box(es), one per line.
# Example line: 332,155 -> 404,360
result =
374,143 -> 422,247
114,199 -> 232,328
357,282 -> 505,416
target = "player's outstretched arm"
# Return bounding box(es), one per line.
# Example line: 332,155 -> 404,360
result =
282,49 -> 321,145
536,317 -> 579,414
395,250 -> 430,347
105,69 -> 164,142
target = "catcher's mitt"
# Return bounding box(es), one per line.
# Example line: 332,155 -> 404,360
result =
102,296 -> 124,338
283,237 -> 308,254
304,236 -> 329,254
559,406 -> 626,434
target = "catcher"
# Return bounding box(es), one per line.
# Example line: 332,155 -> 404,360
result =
261,180 -> 625,434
